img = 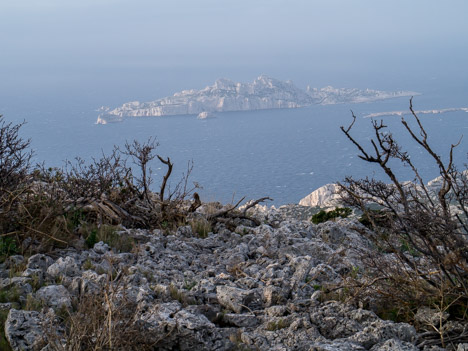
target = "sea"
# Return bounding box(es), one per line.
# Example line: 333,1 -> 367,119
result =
1,70 -> 467,206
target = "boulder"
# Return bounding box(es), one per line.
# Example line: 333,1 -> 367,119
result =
216,286 -> 256,313
47,256 -> 80,279
5,309 -> 46,351
36,285 -> 71,309
26,254 -> 53,272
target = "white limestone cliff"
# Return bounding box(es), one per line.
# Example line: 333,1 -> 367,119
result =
299,183 -> 342,207
96,76 -> 417,124
306,86 -> 420,105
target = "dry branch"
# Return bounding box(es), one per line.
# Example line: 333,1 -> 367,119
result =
241,197 -> 273,216
338,99 -> 468,344
157,155 -> 173,203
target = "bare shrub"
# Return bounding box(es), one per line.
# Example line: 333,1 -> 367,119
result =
47,284 -> 156,351
60,147 -> 129,201
33,138 -> 199,235
339,99 -> 468,347
0,114 -> 267,257
0,116 -> 33,235
121,138 -> 200,228
0,116 -> 32,192
123,138 -> 159,204
0,114 -> 201,255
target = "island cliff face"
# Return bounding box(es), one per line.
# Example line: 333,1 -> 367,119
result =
96,75 -> 418,124
299,183 -> 342,208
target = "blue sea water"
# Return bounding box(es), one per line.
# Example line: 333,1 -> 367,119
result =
1,75 -> 467,206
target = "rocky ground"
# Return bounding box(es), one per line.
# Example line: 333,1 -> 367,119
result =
1,204 -> 466,350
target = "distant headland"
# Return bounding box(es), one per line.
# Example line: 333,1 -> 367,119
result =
96,75 -> 418,124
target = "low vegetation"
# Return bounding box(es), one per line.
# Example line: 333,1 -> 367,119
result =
311,207 -> 352,224
0,114 -> 270,260
46,284 -> 156,351
0,114 -> 202,259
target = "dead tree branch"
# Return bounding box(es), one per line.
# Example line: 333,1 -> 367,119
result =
157,155 -> 173,203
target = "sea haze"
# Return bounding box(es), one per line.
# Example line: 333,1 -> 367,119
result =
1,1 -> 467,204
1,73 -> 466,206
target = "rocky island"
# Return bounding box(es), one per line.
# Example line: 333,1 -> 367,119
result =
96,76 -> 418,124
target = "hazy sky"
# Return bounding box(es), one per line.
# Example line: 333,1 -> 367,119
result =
0,1 -> 466,200
1,0 -> 468,104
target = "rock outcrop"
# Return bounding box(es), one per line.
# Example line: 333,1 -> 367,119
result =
299,183 -> 342,208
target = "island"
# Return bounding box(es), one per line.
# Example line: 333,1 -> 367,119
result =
96,75 -> 418,124
364,107 -> 468,119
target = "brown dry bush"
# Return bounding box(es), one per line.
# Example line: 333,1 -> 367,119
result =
339,99 -> 468,348
0,115 -> 33,237
0,116 -> 198,257
47,284 -> 157,351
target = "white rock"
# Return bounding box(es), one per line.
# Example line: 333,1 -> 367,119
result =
299,183 -> 341,207
47,256 -> 80,279
36,285 -> 72,309
197,111 -> 216,119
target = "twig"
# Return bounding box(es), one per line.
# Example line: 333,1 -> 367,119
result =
242,197 -> 273,216
207,196 -> 246,220
25,226 -> 68,245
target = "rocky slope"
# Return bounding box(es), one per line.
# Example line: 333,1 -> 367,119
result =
96,76 -> 417,124
2,202 -> 457,350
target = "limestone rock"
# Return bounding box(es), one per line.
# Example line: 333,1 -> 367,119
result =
5,255 -> 25,269
135,302 -> 231,350
35,285 -> 71,309
93,241 -> 111,254
350,320 -> 416,349
216,286 -> 256,313
299,183 -> 342,207
414,306 -> 449,328
370,339 -> 419,351
221,313 -> 259,328
26,254 -> 53,272
47,256 -> 80,279
5,309 -> 46,351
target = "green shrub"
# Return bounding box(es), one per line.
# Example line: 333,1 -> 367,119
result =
190,218 -> 212,238
311,207 -> 352,224
0,309 -> 13,351
0,286 -> 21,304
85,229 -> 98,248
83,225 -> 133,253
0,237 -> 18,262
